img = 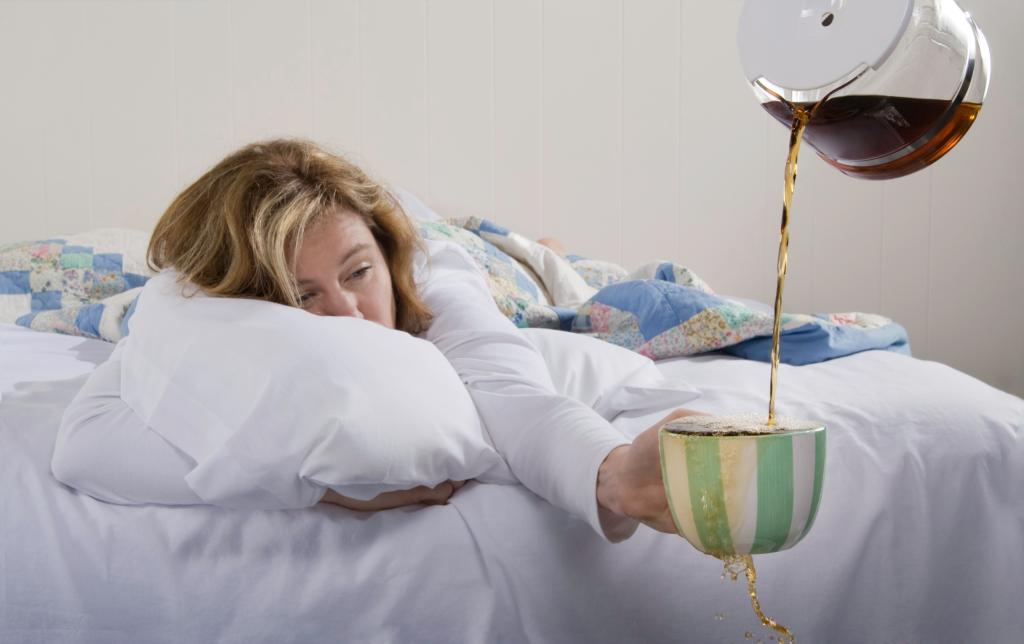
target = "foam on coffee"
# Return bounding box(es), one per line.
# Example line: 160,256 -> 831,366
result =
663,413 -> 819,436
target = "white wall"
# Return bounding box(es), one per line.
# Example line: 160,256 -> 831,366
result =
1,0 -> 1021,398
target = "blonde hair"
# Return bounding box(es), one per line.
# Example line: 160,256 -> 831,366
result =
148,139 -> 433,335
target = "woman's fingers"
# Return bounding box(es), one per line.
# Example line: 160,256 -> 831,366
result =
596,407 -> 712,534
422,482 -> 452,505
320,480 -> 470,511
423,480 -> 468,505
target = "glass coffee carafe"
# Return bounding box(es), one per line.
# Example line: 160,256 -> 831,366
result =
738,0 -> 991,179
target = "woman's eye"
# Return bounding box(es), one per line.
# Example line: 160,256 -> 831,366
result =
350,266 -> 371,280
299,293 -> 315,305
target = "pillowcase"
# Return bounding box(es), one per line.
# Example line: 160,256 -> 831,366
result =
392,186 -> 443,222
120,271 -> 515,508
519,328 -> 701,420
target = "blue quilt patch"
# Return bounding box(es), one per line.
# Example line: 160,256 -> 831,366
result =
585,280 -> 723,340
93,253 -> 123,273
74,303 -> 106,337
32,291 -> 63,311
0,270 -> 31,294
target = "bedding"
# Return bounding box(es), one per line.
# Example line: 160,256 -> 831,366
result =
5,218 -> 907,369
47,233 -> 653,544
116,270 -> 515,505
519,327 -> 700,419
50,326 -> 701,510
416,219 -> 561,327
1,229 -> 151,343
564,253 -> 630,290
51,281 -> 701,511
574,277 -> 910,364
426,216 -> 909,364
2,323 -> 1022,643
459,218 -> 597,309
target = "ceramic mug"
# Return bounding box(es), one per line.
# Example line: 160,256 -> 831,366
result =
659,417 -> 827,556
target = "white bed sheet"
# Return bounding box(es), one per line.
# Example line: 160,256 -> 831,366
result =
2,323 -> 1022,643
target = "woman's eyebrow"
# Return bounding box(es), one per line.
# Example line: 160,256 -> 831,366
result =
339,242 -> 372,265
297,242 -> 372,286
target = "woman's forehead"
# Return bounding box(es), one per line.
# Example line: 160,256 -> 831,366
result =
295,210 -> 375,269
311,210 -> 374,245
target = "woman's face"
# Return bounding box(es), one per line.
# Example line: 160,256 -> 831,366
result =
293,210 -> 396,329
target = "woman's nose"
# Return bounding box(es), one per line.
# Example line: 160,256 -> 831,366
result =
320,289 -> 364,319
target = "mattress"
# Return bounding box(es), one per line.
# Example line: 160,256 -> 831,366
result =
2,323 -> 1022,643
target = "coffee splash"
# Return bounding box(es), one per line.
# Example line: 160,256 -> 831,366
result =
720,555 -> 795,644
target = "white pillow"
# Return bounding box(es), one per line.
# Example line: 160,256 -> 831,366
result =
392,186 -> 443,222
120,271 -> 514,508
519,328 -> 700,420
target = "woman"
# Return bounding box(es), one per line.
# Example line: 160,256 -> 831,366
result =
53,139 -> 700,542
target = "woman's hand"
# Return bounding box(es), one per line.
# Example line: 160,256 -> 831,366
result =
596,408 -> 709,533
320,480 -> 466,511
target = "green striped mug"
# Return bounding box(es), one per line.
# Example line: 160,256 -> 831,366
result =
659,416 -> 826,556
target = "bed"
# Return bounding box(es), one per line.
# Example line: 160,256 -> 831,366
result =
3,319 -> 1021,643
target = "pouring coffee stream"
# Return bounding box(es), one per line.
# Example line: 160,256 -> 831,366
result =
767,108 -> 808,427
724,91 -> 822,644
657,1 -> 992,640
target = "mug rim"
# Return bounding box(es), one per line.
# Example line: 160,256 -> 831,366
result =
660,423 -> 826,439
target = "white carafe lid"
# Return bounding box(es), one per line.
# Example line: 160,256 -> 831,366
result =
738,0 -> 914,91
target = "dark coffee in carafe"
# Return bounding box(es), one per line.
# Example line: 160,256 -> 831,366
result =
763,96 -> 982,180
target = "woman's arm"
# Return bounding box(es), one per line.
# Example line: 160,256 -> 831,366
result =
52,341 -> 204,505
416,239 -> 690,542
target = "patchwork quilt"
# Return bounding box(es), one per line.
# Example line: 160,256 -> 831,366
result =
5,220 -> 909,366
425,217 -> 909,365
1,230 -> 151,342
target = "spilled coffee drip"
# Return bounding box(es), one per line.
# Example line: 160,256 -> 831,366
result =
720,555 -> 795,644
